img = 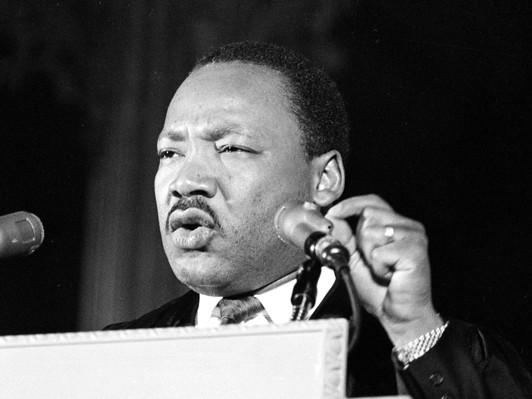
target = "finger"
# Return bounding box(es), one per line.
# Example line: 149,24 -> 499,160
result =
327,216 -> 357,253
358,224 -> 420,246
357,225 -> 424,266
358,207 -> 425,232
326,194 -> 393,219
370,238 -> 429,274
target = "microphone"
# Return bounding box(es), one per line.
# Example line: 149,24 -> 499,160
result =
275,201 -> 361,349
274,200 -> 349,270
0,211 -> 45,260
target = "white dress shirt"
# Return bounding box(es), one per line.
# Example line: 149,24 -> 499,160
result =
196,267 -> 336,327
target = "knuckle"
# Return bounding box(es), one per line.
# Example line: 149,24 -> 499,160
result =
361,206 -> 373,219
414,221 -> 426,234
408,236 -> 428,250
366,193 -> 393,210
367,193 -> 382,202
418,233 -> 429,246
371,246 -> 380,258
361,206 -> 380,223
358,224 -> 370,239
405,229 -> 428,246
410,240 -> 429,259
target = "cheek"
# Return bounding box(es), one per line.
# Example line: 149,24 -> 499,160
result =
154,169 -> 163,199
154,167 -> 174,201
229,176 -> 307,240
227,156 -> 310,196
229,165 -> 310,230
154,169 -> 170,225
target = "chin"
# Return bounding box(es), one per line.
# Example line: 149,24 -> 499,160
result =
169,252 -> 242,296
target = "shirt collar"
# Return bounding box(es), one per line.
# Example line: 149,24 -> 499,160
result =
196,267 -> 336,327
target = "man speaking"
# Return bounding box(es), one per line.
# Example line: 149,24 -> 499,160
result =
106,41 -> 531,397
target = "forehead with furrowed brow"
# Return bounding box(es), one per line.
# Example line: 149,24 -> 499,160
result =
158,123 -> 253,143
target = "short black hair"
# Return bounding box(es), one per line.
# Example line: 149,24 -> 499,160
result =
195,41 -> 350,160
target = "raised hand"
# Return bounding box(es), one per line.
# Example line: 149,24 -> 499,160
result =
326,194 -> 443,346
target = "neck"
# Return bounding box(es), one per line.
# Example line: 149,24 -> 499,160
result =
251,269 -> 299,295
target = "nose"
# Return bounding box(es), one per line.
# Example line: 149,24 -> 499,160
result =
169,155 -> 217,199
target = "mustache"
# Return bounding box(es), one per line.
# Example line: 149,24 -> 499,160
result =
165,196 -> 221,232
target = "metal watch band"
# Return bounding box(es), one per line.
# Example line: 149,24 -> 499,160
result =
392,320 -> 449,369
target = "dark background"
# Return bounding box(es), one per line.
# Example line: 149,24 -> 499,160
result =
1,1 -> 531,368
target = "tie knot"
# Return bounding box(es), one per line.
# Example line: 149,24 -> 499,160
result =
211,296 -> 270,325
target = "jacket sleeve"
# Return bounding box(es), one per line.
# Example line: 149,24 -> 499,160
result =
396,319 -> 532,398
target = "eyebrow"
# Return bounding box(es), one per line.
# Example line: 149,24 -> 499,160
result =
159,124 -> 248,142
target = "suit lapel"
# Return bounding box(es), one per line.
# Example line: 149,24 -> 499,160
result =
104,290 -> 199,330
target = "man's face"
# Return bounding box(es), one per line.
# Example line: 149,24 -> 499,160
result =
155,62 -> 312,296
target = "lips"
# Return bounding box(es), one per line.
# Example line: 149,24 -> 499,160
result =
169,208 -> 215,231
168,208 -> 216,250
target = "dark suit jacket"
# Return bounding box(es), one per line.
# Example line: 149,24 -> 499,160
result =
106,281 -> 532,398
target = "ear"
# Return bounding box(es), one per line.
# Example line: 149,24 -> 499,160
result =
310,150 -> 345,207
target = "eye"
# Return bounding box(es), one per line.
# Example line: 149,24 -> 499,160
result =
217,145 -> 256,154
219,145 -> 243,153
157,149 -> 179,159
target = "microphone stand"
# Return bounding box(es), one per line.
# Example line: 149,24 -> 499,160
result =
290,231 -> 362,350
291,258 -> 321,321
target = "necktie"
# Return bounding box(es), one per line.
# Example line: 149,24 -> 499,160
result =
211,296 -> 272,325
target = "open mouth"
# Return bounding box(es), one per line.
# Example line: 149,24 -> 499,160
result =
168,208 -> 215,233
179,223 -> 201,231
167,208 -> 217,250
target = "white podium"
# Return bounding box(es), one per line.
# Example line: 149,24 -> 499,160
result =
0,319 -> 409,399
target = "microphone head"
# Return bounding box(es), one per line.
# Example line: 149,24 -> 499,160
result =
274,200 -> 332,249
0,211 -> 45,259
